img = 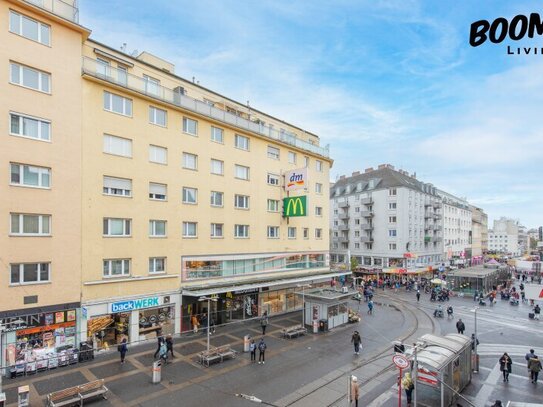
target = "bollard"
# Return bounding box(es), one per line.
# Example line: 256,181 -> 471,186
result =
152,360 -> 162,384
243,335 -> 251,352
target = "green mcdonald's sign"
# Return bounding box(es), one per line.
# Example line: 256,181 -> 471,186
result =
283,196 -> 307,217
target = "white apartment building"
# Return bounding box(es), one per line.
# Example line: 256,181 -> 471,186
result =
488,217 -> 520,256
329,164 -> 443,270
437,190 -> 472,260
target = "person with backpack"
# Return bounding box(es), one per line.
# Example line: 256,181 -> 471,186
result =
525,349 -> 537,373
528,355 -> 542,383
258,338 -> 267,364
153,332 -> 164,359
118,338 -> 128,364
159,340 -> 168,364
260,311 -> 269,335
401,372 -> 415,407
534,304 -> 541,320
367,300 -> 374,315
351,331 -> 362,355
249,338 -> 256,363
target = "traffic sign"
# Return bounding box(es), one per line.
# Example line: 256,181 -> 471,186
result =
392,354 -> 409,369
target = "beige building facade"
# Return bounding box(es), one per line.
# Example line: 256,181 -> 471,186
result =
470,206 -> 488,259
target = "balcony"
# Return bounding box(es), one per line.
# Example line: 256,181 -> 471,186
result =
361,223 -> 374,231
338,225 -> 349,232
424,236 -> 432,243
424,213 -> 433,219
26,0 -> 79,23
432,237 -> 442,243
433,214 -> 442,220
360,236 -> 374,243
433,202 -> 441,209
338,202 -> 350,209
82,57 -> 330,158
424,224 -> 433,231
339,213 -> 350,220
434,225 -> 442,231
360,211 -> 374,218
338,237 -> 349,243
360,197 -> 373,205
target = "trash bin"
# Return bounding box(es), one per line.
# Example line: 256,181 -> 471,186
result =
319,319 -> 328,332
152,360 -> 162,384
244,335 -> 251,352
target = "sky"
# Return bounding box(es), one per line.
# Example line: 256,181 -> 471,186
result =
80,0 -> 543,228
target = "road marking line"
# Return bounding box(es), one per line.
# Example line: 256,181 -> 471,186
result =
474,361 -> 502,406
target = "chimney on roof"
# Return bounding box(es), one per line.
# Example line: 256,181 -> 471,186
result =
352,171 -> 360,177
340,175 -> 346,180
378,164 -> 386,170
365,167 -> 373,173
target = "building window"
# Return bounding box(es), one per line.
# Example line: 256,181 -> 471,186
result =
267,146 -> 280,160
316,160 -> 323,172
149,257 -> 166,273
389,243 -> 397,250
235,164 -> 250,180
103,91 -> 132,116
9,11 -> 51,45
235,224 -> 249,238
183,222 -> 197,238
315,207 -> 323,216
267,226 -> 279,239
183,152 -> 198,170
389,216 -> 397,223
304,156 -> 310,168
288,151 -> 297,164
211,223 -> 223,238
149,106 -> 167,126
149,182 -> 167,200
103,134 -> 132,157
103,176 -> 131,197
149,145 -> 167,164
103,218 -> 131,236
143,75 -> 160,95
103,259 -> 130,277
211,126 -> 224,143
10,163 -> 50,188
355,219 -> 360,225
10,112 -> 50,141
10,213 -> 50,235
389,229 -> 397,237
267,199 -> 279,212
183,187 -> 198,204
315,183 -> 323,194
10,263 -> 50,285
288,227 -> 296,239
315,228 -> 322,239
355,207 -> 360,213
149,220 -> 166,237
389,188 -> 397,196
183,117 -> 198,135
389,202 -> 397,209
211,159 -> 224,175
354,243 -> 360,249
210,191 -> 223,207
10,62 -> 50,93
303,228 -> 309,239
234,194 -> 249,209
267,173 -> 280,186
235,134 -> 249,150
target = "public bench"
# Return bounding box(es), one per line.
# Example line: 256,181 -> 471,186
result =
282,324 -> 307,339
46,379 -> 108,407
198,345 -> 237,367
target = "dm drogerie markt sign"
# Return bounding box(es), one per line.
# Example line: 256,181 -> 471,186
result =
283,196 -> 307,217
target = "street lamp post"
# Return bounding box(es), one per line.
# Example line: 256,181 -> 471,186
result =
198,296 -> 217,353
297,284 -> 311,328
473,306 -> 479,373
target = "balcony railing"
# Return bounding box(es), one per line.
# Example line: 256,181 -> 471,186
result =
82,57 -> 330,158
338,237 -> 349,243
339,214 -> 350,220
25,0 -> 79,23
360,211 -> 374,218
338,225 -> 349,231
360,198 -> 372,205
360,236 -> 373,243
338,202 -> 350,208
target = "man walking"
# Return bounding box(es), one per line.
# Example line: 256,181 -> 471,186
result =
456,319 -> 465,334
528,355 -> 542,383
118,338 -> 128,364
260,311 -> 269,335
525,349 -> 537,374
416,290 -> 420,302
367,299 -> 374,315
153,332 -> 164,359
351,331 -> 362,355
534,304 -> 541,320
166,335 -> 174,358
258,338 -> 267,364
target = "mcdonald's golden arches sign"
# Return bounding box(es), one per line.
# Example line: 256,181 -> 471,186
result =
283,196 -> 307,217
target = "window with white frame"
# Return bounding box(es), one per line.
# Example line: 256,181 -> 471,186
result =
211,126 -> 224,143
96,58 -> 110,77
10,62 -> 50,93
183,187 -> 198,204
9,10 -> 50,45
388,229 -> 397,237
149,182 -> 167,200
288,151 -> 297,164
183,152 -> 198,170
355,231 -> 360,237
389,216 -> 397,223
149,220 -> 166,237
10,213 -> 50,235
267,146 -> 280,160
355,207 -> 360,213
267,226 -> 279,239
149,257 -> 166,273
10,163 -> 50,188
315,183 -> 323,194
267,199 -> 279,212
316,160 -> 323,172
10,112 -> 50,141
10,263 -> 50,285
210,191 -> 223,207
183,222 -> 197,237
315,206 -> 323,216
234,194 -> 249,209
211,223 -> 223,238
235,224 -> 249,238
103,218 -> 131,236
103,176 -> 131,197
149,106 -> 167,126
288,227 -> 296,239
267,173 -> 280,186
389,202 -> 397,209
303,228 -> 309,239
315,228 -> 322,239
355,218 -> 360,225
235,134 -> 249,150
182,117 -> 198,135
103,91 -> 132,116
210,159 -> 224,175
149,145 -> 167,164
103,259 -> 130,277
103,134 -> 132,157
235,164 -> 249,180
304,156 -> 309,168
389,243 -> 397,250
389,188 -> 397,196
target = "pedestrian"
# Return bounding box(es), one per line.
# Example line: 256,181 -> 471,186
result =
499,352 -> 512,382
471,333 -> 479,351
534,304 -> 541,320
258,338 -> 267,364
201,313 -> 208,335
528,355 -> 542,383
350,376 -> 360,407
210,315 -> 216,334
456,319 -> 465,334
191,314 -> 199,334
525,349 -> 537,372
351,331 -> 362,355
367,300 -> 374,315
159,340 -> 168,364
416,290 -> 420,302
249,338 -> 256,363
118,338 -> 128,364
401,372 -> 414,407
491,401 -> 503,407
260,311 -> 269,335
153,332 -> 164,359
166,335 -> 174,358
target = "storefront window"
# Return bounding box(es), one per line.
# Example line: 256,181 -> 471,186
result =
87,313 -> 129,350
139,306 -> 174,339
327,304 -> 339,318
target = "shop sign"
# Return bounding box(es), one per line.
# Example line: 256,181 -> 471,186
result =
233,288 -> 259,295
0,310 -> 75,332
283,196 -> 307,217
109,296 -> 161,313
284,168 -> 308,191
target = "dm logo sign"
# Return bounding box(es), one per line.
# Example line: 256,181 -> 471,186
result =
283,196 -> 307,217
284,168 -> 307,191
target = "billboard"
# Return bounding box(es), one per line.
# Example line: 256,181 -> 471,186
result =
283,196 -> 307,217
284,168 -> 308,191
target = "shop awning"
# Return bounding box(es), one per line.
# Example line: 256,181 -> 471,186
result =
181,271 -> 350,297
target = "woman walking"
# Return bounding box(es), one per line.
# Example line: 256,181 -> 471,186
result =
260,311 -> 269,335
499,352 -> 512,382
249,339 -> 256,363
401,372 -> 414,407
350,376 -> 360,407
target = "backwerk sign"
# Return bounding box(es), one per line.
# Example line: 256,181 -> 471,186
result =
283,196 -> 307,217
284,168 -> 308,191
109,297 -> 161,313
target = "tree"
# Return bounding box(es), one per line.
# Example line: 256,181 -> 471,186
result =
350,256 -> 359,272
530,237 -> 538,250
